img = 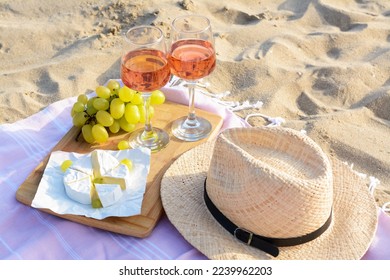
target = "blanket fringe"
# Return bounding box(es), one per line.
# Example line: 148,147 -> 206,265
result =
343,162 -> 389,211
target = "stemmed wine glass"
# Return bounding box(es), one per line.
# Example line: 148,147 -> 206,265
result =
121,25 -> 171,152
168,15 -> 216,141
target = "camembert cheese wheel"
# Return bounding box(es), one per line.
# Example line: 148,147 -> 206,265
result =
62,150 -> 131,208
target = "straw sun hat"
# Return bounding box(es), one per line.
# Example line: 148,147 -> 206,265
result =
160,127 -> 378,260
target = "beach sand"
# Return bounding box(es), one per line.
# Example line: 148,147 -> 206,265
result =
0,0 -> 389,211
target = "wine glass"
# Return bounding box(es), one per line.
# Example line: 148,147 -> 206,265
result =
168,15 -> 216,141
121,25 -> 171,152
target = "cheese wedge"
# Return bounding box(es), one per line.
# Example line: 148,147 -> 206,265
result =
63,168 -> 93,205
91,150 -> 120,178
69,155 -> 94,176
100,163 -> 130,190
95,183 -> 123,207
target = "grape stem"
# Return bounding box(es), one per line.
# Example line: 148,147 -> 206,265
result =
75,129 -> 82,142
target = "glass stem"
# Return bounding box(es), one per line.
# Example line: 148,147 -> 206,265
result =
186,81 -> 198,127
142,93 -> 153,140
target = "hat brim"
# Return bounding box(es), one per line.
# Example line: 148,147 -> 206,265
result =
161,140 -> 378,260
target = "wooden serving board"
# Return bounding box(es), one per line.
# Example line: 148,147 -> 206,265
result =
16,101 -> 223,238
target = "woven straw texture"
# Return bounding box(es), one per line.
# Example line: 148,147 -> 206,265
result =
206,128 -> 333,239
161,127 -> 378,260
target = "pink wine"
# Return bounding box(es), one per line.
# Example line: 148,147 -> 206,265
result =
168,39 -> 216,80
121,49 -> 171,92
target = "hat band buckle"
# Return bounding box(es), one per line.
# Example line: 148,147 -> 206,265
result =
234,227 -> 253,245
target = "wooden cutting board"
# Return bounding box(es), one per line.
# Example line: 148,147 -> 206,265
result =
16,101 -> 223,238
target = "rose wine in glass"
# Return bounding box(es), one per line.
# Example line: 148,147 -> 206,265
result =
168,15 -> 216,141
121,26 -> 171,152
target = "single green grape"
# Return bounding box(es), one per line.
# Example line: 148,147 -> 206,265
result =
131,92 -> 143,105
125,104 -> 141,124
77,94 -> 89,105
96,85 -> 111,99
91,199 -> 103,208
119,116 -> 136,132
109,120 -> 120,133
150,90 -> 165,105
96,110 -> 114,127
87,96 -> 96,106
81,124 -> 95,144
117,140 -> 130,150
120,158 -> 133,170
72,101 -> 85,113
107,80 -> 121,95
70,108 -> 77,117
86,97 -> 97,115
60,159 -> 73,172
92,124 -> 109,143
86,103 -> 98,116
72,112 -> 89,127
93,97 -> 109,111
110,98 -> 125,119
118,86 -> 135,102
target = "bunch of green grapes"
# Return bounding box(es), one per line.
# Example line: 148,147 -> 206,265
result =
71,80 -> 166,144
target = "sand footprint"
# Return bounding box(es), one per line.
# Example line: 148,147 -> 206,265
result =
316,0 -> 368,31
36,70 -> 59,95
214,6 -> 265,25
278,0 -> 312,20
234,41 -> 269,61
280,0 -> 368,31
235,34 -> 303,62
351,85 -> 390,122
297,91 -> 331,116
326,47 -> 341,59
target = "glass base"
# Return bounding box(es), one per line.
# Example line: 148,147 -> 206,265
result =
171,116 -> 212,142
129,127 -> 169,152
